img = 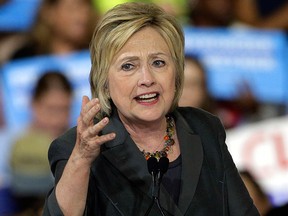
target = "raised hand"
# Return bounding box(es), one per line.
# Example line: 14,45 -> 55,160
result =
74,96 -> 116,166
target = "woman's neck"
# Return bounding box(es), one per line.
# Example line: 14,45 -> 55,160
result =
120,116 -> 167,153
50,38 -> 81,55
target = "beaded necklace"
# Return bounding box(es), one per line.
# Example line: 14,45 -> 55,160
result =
141,115 -> 175,160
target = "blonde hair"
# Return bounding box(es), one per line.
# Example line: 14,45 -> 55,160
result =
89,2 -> 185,119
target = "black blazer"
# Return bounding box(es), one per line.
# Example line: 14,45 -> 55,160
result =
43,107 -> 259,216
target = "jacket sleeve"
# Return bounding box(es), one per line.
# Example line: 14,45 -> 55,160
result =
42,128 -> 76,216
42,187 -> 64,216
215,117 -> 260,216
42,153 -> 68,215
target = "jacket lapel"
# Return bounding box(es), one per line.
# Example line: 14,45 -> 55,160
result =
100,111 -> 152,196
174,111 -> 203,214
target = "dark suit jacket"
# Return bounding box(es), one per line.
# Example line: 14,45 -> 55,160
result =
43,107 -> 259,216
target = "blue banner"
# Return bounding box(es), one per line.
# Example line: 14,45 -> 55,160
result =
1,51 -> 91,129
0,0 -> 41,31
184,27 -> 288,104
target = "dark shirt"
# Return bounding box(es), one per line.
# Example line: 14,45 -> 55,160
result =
162,155 -> 182,205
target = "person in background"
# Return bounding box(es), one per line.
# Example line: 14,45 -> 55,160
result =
186,0 -> 235,27
43,2 -> 259,215
234,0 -> 288,31
240,169 -> 288,216
178,55 -> 217,114
240,170 -> 272,216
216,81 -> 261,129
9,71 -> 73,216
150,0 -> 187,24
9,0 -> 97,60
178,55 -> 258,129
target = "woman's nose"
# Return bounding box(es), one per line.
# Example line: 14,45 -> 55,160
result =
138,65 -> 155,87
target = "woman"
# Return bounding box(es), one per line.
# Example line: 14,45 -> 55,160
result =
239,170 -> 272,216
234,0 -> 288,30
10,0 -> 97,60
10,71 -> 73,215
178,55 -> 217,114
43,2 -> 259,216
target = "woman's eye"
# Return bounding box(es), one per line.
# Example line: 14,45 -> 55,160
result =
153,60 -> 165,67
121,63 -> 134,71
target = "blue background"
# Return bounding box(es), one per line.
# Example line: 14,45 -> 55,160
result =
0,0 -> 41,32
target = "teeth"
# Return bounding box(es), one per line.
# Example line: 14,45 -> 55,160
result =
138,93 -> 157,99
141,98 -> 156,103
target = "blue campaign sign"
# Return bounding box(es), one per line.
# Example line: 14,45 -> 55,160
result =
184,27 -> 288,104
0,0 -> 41,31
1,51 -> 91,129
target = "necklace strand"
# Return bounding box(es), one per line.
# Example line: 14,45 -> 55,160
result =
141,115 -> 175,160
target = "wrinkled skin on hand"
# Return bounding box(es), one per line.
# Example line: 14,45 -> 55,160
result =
74,96 -> 116,165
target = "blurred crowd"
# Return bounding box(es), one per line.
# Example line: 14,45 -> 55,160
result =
0,0 -> 288,215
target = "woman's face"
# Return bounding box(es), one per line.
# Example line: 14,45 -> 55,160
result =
108,27 -> 176,123
48,0 -> 93,45
178,58 -> 206,108
32,89 -> 72,138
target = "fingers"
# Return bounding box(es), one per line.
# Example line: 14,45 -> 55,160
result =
87,117 -> 108,137
80,96 -> 99,126
82,118 -> 116,147
75,96 -> 116,163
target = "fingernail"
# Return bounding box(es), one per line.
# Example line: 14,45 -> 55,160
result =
92,98 -> 99,103
103,117 -> 108,123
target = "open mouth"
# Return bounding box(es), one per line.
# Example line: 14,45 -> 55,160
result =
135,93 -> 159,103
